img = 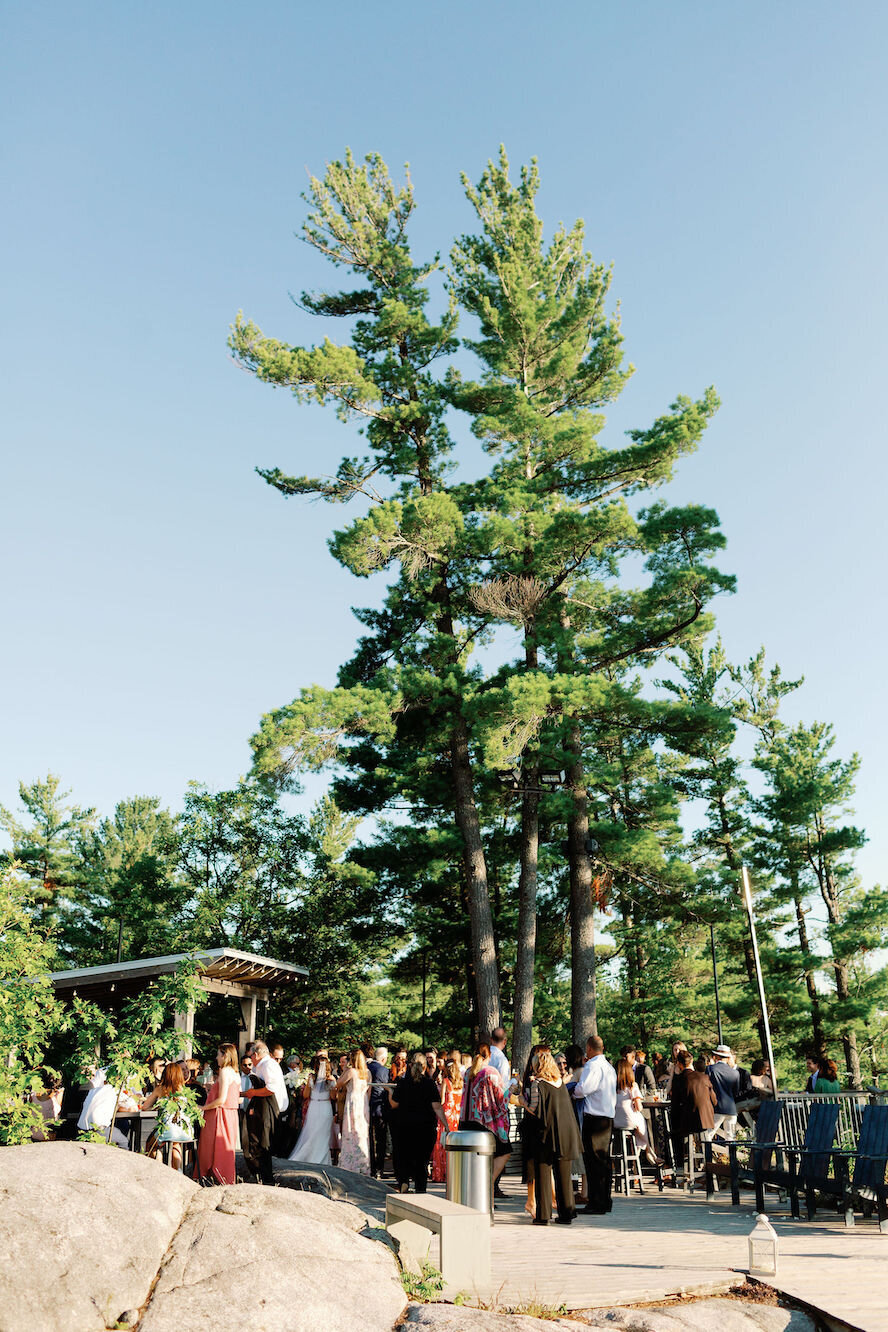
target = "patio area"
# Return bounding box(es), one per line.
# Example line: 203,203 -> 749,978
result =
480,1176 -> 886,1329
295,1162 -> 887,1331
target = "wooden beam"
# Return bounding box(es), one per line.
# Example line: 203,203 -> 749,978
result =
200,979 -> 270,1001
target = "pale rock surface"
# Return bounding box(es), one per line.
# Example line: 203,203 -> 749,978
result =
0,1142 -> 405,1332
402,1301 -> 816,1332
138,1184 -> 406,1332
402,1307 -> 592,1331
0,1141 -> 193,1332
582,1299 -> 815,1332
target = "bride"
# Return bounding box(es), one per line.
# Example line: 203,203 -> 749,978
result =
289,1054 -> 336,1164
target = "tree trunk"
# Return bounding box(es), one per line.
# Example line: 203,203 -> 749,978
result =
566,726 -> 596,1043
512,772 -> 539,1081
512,624 -> 540,1081
450,715 -> 501,1034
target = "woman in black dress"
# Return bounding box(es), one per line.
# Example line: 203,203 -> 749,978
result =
521,1046 -> 582,1225
387,1051 -> 449,1193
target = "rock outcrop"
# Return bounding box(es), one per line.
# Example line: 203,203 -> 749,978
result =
0,1142 -> 405,1332
401,1301 -> 816,1332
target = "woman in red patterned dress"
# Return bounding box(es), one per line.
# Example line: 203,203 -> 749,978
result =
430,1057 -> 463,1182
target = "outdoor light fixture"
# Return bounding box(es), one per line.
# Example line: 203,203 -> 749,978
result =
747,1214 -> 779,1277
497,768 -> 567,794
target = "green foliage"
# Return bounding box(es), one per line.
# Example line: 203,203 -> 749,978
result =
400,1260 -> 444,1302
63,795 -> 184,965
0,774 -> 96,935
70,957 -> 207,1142
0,865 -> 68,1144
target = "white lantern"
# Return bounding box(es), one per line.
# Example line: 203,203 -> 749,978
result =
747,1213 -> 778,1277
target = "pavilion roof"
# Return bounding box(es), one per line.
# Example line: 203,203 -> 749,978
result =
49,948 -> 308,1001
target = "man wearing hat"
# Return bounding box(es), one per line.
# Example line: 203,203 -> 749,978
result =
706,1044 -> 740,1141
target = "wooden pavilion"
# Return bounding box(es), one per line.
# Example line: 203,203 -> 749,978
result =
49,948 -> 308,1054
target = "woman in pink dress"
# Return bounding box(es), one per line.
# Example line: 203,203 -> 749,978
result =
430,1057 -> 462,1182
196,1042 -> 241,1185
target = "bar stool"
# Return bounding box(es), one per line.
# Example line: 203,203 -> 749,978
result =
612,1128 -> 646,1195
678,1135 -> 716,1193
158,1134 -> 196,1175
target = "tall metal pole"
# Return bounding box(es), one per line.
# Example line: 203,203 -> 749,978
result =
740,866 -> 778,1095
421,950 -> 427,1049
116,917 -> 124,964
709,922 -> 724,1047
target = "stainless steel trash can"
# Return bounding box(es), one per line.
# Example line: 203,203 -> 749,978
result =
445,1128 -> 495,1221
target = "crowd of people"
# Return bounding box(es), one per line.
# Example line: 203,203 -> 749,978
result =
27,1026 -> 845,1226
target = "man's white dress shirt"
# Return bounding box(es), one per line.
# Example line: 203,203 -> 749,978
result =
253,1055 -> 288,1113
488,1044 -> 510,1090
572,1054 -> 617,1119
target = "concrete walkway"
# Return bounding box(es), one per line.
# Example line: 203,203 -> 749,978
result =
276,1159 -> 887,1332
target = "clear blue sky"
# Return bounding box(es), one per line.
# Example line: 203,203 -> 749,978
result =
3,3 -> 886,889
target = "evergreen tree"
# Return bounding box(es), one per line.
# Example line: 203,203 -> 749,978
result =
449,150 -> 732,1054
232,151 -> 502,1032
63,795 -> 183,965
754,721 -> 887,1088
0,775 -> 95,938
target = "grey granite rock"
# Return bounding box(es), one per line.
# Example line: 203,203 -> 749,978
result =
401,1305 -> 590,1330
401,1299 -> 815,1332
582,1298 -> 815,1332
139,1182 -> 406,1332
0,1141 -> 193,1332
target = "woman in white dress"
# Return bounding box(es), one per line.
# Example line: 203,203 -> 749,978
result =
288,1055 -> 336,1164
334,1048 -> 371,1174
613,1057 -> 659,1164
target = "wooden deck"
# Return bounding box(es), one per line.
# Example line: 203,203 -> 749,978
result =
423,1176 -> 888,1331
276,1158 -> 888,1331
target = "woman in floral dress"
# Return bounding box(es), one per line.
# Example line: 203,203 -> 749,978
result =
459,1042 -> 512,1193
334,1048 -> 371,1174
430,1057 -> 462,1182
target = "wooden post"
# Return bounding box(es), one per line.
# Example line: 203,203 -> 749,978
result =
173,1007 -> 195,1060
238,994 -> 257,1055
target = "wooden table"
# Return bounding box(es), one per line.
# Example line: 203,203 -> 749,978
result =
641,1098 -> 675,1172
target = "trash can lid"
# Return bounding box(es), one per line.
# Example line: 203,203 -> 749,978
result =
444,1128 -> 496,1154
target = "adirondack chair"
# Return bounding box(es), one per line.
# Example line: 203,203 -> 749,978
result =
750,1101 -> 840,1219
728,1098 -> 784,1205
841,1104 -> 888,1231
794,1103 -> 888,1230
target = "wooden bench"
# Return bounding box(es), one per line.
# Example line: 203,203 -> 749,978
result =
386,1192 -> 490,1292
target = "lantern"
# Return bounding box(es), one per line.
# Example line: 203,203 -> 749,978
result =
747,1213 -> 778,1277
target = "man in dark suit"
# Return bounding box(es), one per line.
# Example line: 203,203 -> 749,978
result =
670,1050 -> 716,1179
365,1042 -> 390,1178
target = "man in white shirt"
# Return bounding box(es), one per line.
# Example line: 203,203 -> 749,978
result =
572,1035 -> 617,1214
488,1027 -> 511,1090
77,1071 -> 134,1149
486,1028 -> 512,1199
243,1040 -> 288,1182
